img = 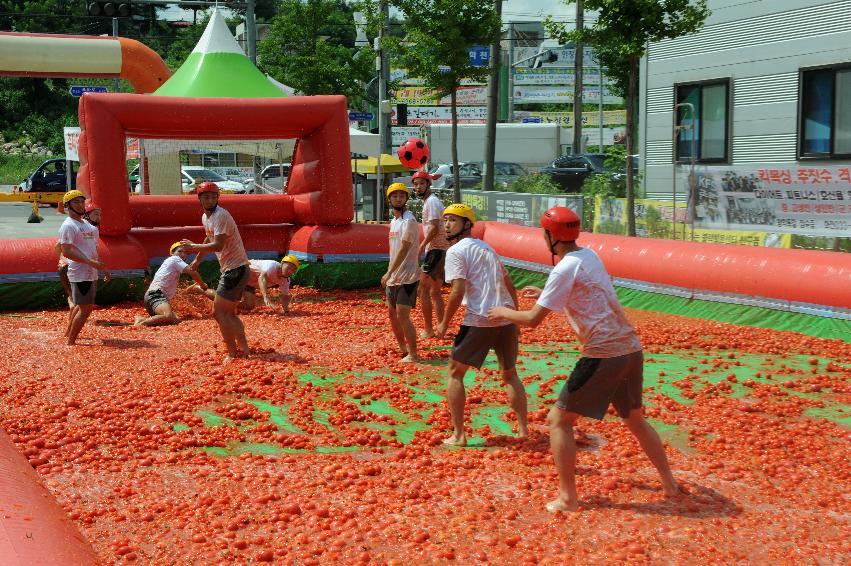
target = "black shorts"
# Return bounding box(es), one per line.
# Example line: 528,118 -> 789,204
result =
58,265 -> 72,298
556,351 -> 644,420
386,281 -> 419,308
216,264 -> 250,302
421,249 -> 446,279
71,280 -> 97,306
451,324 -> 518,369
144,289 -> 169,316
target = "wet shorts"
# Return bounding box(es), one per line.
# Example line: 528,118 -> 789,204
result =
216,264 -> 250,302
556,350 -> 644,420
144,289 -> 169,316
58,265 -> 72,298
386,281 -> 419,308
71,280 -> 97,306
421,249 -> 446,279
451,324 -> 518,370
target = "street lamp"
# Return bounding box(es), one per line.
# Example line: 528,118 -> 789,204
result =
672,102 -> 696,240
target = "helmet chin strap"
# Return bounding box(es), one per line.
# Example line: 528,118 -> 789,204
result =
446,220 -> 470,242
69,201 -> 86,216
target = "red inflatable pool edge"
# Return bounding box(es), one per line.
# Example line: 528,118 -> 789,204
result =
0,429 -> 97,565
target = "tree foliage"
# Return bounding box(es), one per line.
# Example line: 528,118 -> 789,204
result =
545,0 -> 709,235
257,0 -> 374,106
384,0 -> 500,202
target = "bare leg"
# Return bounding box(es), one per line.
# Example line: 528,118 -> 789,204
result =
64,304 -> 79,337
239,291 -> 256,312
67,304 -> 94,345
443,360 -> 468,446
501,369 -> 528,437
396,304 -> 419,362
430,278 -> 445,327
622,409 -> 680,496
419,277 -> 434,338
213,295 -> 240,359
386,302 -> 407,356
546,407 -> 581,512
134,302 -> 179,327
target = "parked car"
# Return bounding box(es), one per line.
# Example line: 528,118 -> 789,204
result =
244,163 -> 290,193
394,161 -> 528,191
19,158 -> 76,192
539,154 -> 608,193
131,166 -> 246,193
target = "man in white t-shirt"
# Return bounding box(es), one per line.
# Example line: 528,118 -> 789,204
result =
58,190 -> 106,345
435,203 -> 527,446
134,242 -> 208,326
240,256 -> 299,313
489,207 -> 679,513
380,183 -> 421,363
180,182 -> 251,362
413,171 -> 449,339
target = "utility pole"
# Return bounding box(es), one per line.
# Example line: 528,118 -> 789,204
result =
377,0 -> 391,219
507,22 -> 515,123
483,0 -> 503,192
572,0 -> 583,154
246,0 -> 256,64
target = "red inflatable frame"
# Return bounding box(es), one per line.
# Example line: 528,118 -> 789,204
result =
76,93 -> 354,236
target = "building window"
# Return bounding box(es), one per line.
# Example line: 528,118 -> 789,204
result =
800,65 -> 851,158
674,79 -> 730,163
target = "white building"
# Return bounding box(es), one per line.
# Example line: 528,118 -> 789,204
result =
640,0 -> 851,203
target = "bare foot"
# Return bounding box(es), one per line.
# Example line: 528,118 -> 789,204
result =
663,482 -> 682,498
419,329 -> 434,339
400,354 -> 421,364
442,434 -> 467,447
133,315 -> 146,326
545,498 -> 579,513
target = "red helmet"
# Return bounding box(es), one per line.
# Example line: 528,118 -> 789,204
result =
412,171 -> 433,185
196,181 -> 220,196
84,200 -> 100,213
541,207 -> 581,242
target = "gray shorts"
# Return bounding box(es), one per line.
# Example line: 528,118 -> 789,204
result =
556,350 -> 644,420
144,289 -> 169,315
217,264 -> 250,302
71,280 -> 97,306
451,324 -> 518,370
386,281 -> 419,308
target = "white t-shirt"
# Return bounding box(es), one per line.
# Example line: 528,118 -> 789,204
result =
537,247 -> 642,358
58,217 -> 99,282
148,255 -> 190,300
421,193 -> 449,251
386,211 -> 421,286
444,237 -> 514,327
248,259 -> 290,293
202,207 -> 249,273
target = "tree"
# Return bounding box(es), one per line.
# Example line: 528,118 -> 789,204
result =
257,0 -> 375,106
387,0 -> 500,203
546,0 -> 710,236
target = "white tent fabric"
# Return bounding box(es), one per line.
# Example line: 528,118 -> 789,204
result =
349,127 -> 380,156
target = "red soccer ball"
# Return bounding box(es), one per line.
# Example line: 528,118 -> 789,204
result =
396,138 -> 430,169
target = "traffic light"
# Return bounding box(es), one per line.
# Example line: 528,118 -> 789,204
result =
86,1 -> 131,17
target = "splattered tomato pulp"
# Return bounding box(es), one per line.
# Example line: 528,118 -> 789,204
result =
0,287 -> 848,564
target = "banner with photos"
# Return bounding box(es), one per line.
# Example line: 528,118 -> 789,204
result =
686,166 -> 851,237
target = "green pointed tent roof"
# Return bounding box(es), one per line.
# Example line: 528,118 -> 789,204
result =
154,9 -> 284,98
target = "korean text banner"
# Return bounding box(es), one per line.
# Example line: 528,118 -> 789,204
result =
687,165 -> 851,237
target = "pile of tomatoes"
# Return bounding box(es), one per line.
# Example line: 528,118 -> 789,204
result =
0,287 -> 847,564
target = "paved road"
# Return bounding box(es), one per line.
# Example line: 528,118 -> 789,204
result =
0,202 -> 67,239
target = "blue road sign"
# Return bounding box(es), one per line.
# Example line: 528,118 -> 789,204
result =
469,46 -> 490,67
69,85 -> 109,97
522,117 -> 543,123
348,112 -> 374,121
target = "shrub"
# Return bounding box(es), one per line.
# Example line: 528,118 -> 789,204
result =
505,173 -> 563,195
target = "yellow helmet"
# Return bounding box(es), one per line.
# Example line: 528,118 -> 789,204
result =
385,182 -> 410,200
443,203 -> 476,224
281,255 -> 300,269
169,242 -> 184,255
63,189 -> 86,205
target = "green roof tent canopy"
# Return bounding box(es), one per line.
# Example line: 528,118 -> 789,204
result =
154,10 -> 285,98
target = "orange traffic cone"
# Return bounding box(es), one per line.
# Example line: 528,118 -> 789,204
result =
57,198 -> 65,214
